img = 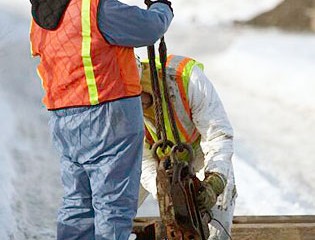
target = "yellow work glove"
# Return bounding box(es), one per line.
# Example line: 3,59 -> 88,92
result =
196,172 -> 227,214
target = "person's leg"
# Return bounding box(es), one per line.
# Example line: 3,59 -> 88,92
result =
83,97 -> 144,240
207,167 -> 237,240
57,158 -> 95,240
49,108 -> 95,240
208,202 -> 235,240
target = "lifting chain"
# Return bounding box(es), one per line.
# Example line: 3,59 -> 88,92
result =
146,38 -> 209,239
145,2 -> 209,239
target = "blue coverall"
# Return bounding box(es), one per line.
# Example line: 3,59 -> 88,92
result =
49,1 -> 173,239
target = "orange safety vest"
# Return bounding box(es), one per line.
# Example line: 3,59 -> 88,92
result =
30,0 -> 141,110
141,55 -> 204,147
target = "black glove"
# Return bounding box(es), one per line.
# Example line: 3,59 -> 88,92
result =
144,0 -> 173,13
196,172 -> 227,214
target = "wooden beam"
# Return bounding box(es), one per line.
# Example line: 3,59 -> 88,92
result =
232,215 -> 315,240
133,216 -> 315,240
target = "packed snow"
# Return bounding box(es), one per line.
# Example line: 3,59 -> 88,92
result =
1,0 -> 315,239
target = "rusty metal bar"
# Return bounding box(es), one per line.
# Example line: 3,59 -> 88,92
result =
133,217 -> 166,239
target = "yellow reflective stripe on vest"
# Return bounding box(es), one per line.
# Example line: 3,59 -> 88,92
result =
81,0 -> 99,105
144,119 -> 159,143
166,56 -> 201,143
142,55 -> 203,146
182,60 -> 204,94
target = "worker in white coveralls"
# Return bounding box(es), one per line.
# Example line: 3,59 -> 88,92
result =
137,55 -> 237,240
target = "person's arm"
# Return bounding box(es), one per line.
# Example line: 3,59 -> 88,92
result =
98,0 -> 173,47
188,66 -> 234,179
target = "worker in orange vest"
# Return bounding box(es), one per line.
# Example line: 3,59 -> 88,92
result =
30,0 -> 173,239
138,55 -> 237,240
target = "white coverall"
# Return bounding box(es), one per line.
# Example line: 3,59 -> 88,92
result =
139,65 -> 237,240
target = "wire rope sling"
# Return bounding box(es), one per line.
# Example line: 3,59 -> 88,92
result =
144,9 -> 211,240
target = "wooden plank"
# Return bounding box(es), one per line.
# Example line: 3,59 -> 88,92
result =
233,215 -> 315,224
232,216 -> 315,240
133,216 -> 315,240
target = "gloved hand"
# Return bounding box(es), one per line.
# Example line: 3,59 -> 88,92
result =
144,0 -> 173,13
196,172 -> 227,214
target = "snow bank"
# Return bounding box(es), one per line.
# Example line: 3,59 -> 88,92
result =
0,0 -> 282,25
0,98 -> 17,239
124,0 -> 283,25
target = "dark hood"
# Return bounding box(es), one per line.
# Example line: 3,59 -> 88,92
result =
30,0 -> 71,30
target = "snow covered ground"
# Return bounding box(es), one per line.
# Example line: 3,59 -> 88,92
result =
1,0 -> 315,239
